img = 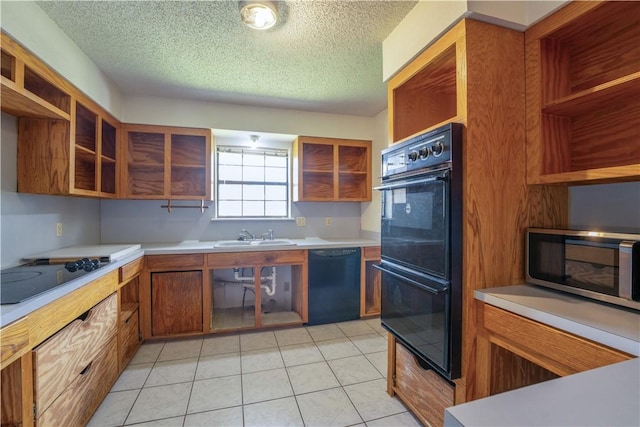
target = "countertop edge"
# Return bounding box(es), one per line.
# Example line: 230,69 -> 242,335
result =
0,250 -> 145,327
475,284 -> 640,356
1,239 -> 380,328
444,358 -> 640,427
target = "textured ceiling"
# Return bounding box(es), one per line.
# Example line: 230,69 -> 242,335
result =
37,0 -> 418,117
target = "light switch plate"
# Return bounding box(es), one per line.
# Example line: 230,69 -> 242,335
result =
296,217 -> 306,227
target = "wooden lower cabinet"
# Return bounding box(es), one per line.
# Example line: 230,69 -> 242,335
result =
37,337 -> 118,427
360,246 -> 381,317
474,301 -> 634,399
118,257 -> 143,370
32,293 -> 118,426
151,270 -> 203,337
389,336 -> 454,427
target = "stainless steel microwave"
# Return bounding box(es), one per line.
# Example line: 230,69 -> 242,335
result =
526,228 -> 640,311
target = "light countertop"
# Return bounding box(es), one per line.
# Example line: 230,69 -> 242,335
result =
1,238 -> 379,328
445,358 -> 640,427
475,284 -> 640,356
444,284 -> 640,427
0,250 -> 145,328
142,237 -> 379,255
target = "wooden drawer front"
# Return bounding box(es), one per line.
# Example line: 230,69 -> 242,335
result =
207,250 -> 306,268
363,246 -> 381,260
37,336 -> 118,427
394,342 -> 454,427
29,269 -> 118,347
33,293 -> 117,417
146,254 -> 204,269
119,308 -> 141,367
0,316 -> 29,369
482,304 -> 632,376
120,256 -> 144,283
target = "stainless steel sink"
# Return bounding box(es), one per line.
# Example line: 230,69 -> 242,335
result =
213,239 -> 296,248
251,239 -> 296,246
214,240 -> 252,247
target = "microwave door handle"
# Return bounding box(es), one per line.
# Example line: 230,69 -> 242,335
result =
619,241 -> 638,301
373,175 -> 442,191
372,264 -> 448,295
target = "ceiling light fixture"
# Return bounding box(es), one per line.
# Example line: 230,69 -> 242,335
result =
240,1 -> 278,30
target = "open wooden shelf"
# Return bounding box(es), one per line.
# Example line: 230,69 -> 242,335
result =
526,1 -> 640,185
390,44 -> 457,142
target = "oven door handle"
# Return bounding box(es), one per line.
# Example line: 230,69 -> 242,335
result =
373,173 -> 447,191
372,264 -> 448,295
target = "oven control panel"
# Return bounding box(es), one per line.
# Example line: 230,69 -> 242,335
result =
382,123 -> 460,178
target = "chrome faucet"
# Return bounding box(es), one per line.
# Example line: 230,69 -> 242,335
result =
262,229 -> 274,240
238,229 -> 255,241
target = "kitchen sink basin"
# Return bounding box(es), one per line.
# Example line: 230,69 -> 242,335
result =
214,240 -> 252,247
251,239 -> 296,246
214,239 -> 296,248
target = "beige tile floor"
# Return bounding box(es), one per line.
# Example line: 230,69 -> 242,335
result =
88,318 -> 423,427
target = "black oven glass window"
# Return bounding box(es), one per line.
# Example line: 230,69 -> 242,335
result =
381,174 -> 449,278
381,268 -> 449,375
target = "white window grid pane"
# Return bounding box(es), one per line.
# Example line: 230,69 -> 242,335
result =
218,152 -> 243,165
218,184 -> 242,200
216,146 -> 289,218
265,201 -> 287,216
243,201 -> 264,216
265,167 -> 287,183
218,200 -> 242,217
265,185 -> 287,200
243,185 -> 265,200
218,165 -> 243,181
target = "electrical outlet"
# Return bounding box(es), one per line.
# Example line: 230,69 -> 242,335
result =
56,223 -> 63,237
284,281 -> 290,292
296,217 -> 306,227
325,217 -> 332,226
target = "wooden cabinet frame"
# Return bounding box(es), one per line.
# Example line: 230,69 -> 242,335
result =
386,18 -> 568,405
525,1 -> 640,184
474,301 -> 633,399
293,136 -> 372,202
2,32 -> 121,198
120,124 -> 213,200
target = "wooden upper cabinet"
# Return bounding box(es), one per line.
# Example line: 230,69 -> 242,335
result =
121,124 -> 213,200
17,99 -> 120,198
2,32 -> 120,198
292,136 -> 372,202
525,1 -> 640,185
1,32 -> 71,120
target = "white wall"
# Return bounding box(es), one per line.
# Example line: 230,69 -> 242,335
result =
0,0 -> 123,117
569,183 -> 640,231
382,0 -> 570,80
360,109 -> 388,236
0,113 -> 101,268
122,95 -> 375,141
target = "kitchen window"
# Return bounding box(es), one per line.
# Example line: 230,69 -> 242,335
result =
216,146 -> 289,218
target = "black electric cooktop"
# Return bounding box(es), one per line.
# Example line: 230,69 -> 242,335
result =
1,258 -> 108,305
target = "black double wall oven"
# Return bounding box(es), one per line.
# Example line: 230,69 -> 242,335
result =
376,123 -> 462,381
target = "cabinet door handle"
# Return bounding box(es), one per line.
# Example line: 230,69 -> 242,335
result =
80,361 -> 93,375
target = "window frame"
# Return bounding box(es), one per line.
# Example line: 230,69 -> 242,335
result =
215,145 -> 291,219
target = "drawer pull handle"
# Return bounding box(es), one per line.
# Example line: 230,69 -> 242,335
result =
77,310 -> 90,322
80,361 -> 93,375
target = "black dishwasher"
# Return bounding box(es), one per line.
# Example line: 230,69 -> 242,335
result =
307,248 -> 361,325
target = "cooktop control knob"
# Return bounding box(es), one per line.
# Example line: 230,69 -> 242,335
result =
64,258 -> 102,272
432,142 -> 444,157
408,151 -> 419,161
419,147 -> 430,159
